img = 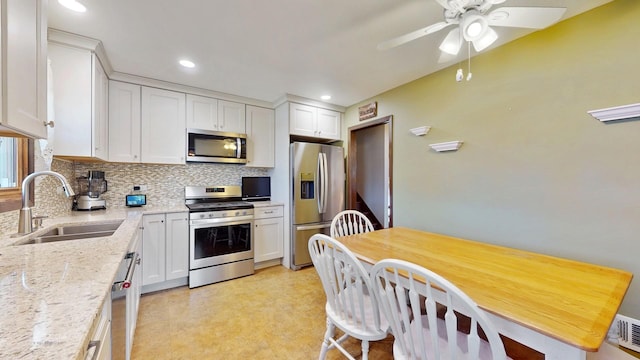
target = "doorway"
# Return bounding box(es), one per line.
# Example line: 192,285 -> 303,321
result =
347,115 -> 392,229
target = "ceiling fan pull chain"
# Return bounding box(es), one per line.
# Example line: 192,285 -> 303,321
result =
466,41 -> 473,81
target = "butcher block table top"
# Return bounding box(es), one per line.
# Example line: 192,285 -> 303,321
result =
337,227 -> 632,353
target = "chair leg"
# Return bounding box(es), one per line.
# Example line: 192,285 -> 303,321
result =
361,340 -> 370,360
319,318 -> 334,360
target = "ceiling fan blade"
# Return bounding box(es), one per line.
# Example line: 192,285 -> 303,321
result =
377,22 -> 452,51
487,7 -> 567,29
438,27 -> 463,56
433,0 -> 453,10
437,51 -> 458,64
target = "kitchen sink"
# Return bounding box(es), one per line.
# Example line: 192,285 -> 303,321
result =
16,220 -> 124,245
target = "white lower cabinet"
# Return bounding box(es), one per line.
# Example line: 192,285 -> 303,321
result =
141,212 -> 189,292
127,230 -> 142,358
85,296 -> 111,360
254,205 -> 284,264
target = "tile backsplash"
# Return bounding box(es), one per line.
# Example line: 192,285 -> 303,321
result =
0,154 -> 267,236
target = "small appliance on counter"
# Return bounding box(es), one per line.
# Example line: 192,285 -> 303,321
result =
242,176 -> 271,201
73,170 -> 108,211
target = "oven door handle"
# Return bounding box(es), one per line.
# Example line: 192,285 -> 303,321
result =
113,251 -> 138,292
190,215 -> 254,226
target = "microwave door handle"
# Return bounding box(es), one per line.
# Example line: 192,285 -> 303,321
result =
236,137 -> 242,159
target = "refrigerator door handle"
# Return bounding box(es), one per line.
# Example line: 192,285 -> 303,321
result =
296,224 -> 330,231
321,152 -> 328,213
316,153 -> 323,214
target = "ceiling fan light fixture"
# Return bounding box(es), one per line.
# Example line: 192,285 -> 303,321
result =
439,27 -> 462,55
462,13 -> 489,41
466,21 -> 483,38
472,26 -> 498,52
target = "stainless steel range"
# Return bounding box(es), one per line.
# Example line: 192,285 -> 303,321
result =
185,185 -> 254,288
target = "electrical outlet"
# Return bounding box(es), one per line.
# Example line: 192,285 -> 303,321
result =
133,185 -> 148,192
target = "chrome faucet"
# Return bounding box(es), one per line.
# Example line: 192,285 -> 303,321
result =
17,171 -> 75,235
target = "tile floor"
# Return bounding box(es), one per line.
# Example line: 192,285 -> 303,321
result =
131,265 -> 640,360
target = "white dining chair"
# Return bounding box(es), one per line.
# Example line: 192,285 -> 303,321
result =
308,234 -> 389,360
330,210 -> 375,238
370,259 -> 510,360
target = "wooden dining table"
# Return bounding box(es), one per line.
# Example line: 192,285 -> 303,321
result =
336,227 -> 633,360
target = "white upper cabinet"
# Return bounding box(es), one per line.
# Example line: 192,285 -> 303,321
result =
289,103 -> 341,141
245,105 -> 275,168
186,94 -> 218,130
141,87 -> 186,164
0,0 -> 48,138
316,108 -> 341,140
217,100 -> 246,134
186,95 -> 245,133
48,40 -> 109,160
109,83 -> 186,164
109,81 -> 141,163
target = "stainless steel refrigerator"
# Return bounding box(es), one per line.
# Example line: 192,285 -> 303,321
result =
290,142 -> 345,270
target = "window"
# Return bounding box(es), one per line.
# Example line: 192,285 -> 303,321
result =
0,137 -> 33,212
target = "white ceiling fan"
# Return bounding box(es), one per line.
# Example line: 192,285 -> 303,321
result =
378,0 -> 567,57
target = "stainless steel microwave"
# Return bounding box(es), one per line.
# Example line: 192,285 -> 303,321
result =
186,129 -> 247,164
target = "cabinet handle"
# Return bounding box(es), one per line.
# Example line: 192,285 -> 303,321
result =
86,340 -> 101,360
43,120 -> 55,128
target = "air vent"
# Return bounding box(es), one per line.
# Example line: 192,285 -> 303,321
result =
616,314 -> 640,352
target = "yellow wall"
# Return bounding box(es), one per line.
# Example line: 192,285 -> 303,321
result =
344,0 -> 640,318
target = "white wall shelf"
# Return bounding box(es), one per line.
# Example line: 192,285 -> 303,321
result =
429,141 -> 463,152
588,103 -> 640,122
410,126 -> 431,136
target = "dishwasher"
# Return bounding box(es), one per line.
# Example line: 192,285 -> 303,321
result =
111,233 -> 142,360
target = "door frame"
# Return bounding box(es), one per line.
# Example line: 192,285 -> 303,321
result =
347,115 -> 393,227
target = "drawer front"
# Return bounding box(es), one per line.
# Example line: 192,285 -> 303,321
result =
254,206 -> 283,219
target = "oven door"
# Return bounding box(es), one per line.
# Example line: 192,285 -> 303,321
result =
190,216 -> 254,270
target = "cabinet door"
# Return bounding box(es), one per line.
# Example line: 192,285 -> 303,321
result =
109,81 -> 141,162
0,0 -> 47,138
254,216 -> 284,263
289,103 -> 316,137
316,108 -> 341,140
141,87 -> 186,164
165,212 -> 189,281
217,100 -> 246,133
245,105 -> 275,168
126,228 -> 141,358
142,214 -> 166,286
186,94 -> 218,131
48,43 -> 92,156
92,55 -> 109,160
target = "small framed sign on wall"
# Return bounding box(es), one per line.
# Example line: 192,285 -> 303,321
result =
358,101 -> 377,121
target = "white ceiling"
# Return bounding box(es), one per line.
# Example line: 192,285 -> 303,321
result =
48,0 -> 612,107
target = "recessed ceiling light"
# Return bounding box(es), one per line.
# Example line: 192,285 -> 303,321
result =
179,59 -> 195,68
58,0 -> 86,12
321,95 -> 331,101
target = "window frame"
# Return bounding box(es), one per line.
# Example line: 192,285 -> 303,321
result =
0,137 -> 34,212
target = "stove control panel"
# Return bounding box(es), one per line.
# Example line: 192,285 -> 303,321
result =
190,209 -> 254,220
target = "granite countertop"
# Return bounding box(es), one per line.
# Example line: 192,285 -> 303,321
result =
0,205 -> 187,360
249,201 -> 284,208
